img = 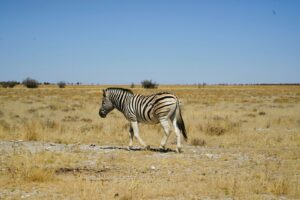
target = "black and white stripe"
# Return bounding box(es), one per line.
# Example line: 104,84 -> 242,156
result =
99,88 -> 187,152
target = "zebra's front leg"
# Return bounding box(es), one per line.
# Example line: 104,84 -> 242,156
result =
130,121 -> 150,150
159,118 -> 170,150
128,125 -> 134,150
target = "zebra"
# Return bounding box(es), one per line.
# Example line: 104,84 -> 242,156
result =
99,87 -> 187,153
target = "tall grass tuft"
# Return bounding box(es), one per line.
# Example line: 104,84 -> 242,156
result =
24,122 -> 39,141
6,153 -> 55,182
0,119 -> 10,131
203,116 -> 240,136
190,138 -> 206,146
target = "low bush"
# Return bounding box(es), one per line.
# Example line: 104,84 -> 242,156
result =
57,81 -> 66,88
0,81 -> 19,88
141,80 -> 158,89
23,77 -> 39,88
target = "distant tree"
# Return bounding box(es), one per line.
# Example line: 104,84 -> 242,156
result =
57,81 -> 66,88
141,80 -> 158,89
0,81 -> 19,88
43,82 -> 51,85
22,77 -> 39,88
130,82 -> 135,88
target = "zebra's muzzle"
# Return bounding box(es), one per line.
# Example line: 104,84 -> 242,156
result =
99,109 -> 107,118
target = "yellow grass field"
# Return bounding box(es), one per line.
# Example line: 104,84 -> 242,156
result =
0,85 -> 299,199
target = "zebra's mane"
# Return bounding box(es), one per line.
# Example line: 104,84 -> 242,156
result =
106,87 -> 134,94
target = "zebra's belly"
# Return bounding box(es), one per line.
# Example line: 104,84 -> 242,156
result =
137,117 -> 160,124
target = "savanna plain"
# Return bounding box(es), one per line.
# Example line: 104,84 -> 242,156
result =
0,85 -> 299,200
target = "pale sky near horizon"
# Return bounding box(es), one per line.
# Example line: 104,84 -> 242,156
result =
0,0 -> 299,84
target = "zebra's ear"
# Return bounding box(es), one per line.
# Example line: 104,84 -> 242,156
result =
102,89 -> 106,97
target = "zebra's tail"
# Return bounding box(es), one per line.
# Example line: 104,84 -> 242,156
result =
175,100 -> 187,142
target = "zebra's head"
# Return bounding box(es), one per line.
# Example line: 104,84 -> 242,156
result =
99,89 -> 114,118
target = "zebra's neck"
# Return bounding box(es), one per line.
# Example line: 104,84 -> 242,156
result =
108,89 -> 133,113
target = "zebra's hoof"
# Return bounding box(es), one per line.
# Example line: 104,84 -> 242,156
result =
176,148 -> 182,153
159,145 -> 165,150
127,146 -> 133,151
159,146 -> 169,153
144,145 -> 150,150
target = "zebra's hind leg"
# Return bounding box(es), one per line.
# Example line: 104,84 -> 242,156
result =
128,125 -> 134,150
130,121 -> 150,150
159,118 -> 171,150
172,118 -> 182,153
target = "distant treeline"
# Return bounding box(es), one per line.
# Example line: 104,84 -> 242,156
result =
1,79 -> 299,89
195,83 -> 300,88
0,80 -> 82,88
0,81 -> 20,88
43,82 -> 83,85
212,83 -> 300,86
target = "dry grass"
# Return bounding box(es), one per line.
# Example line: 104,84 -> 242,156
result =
0,84 -> 299,199
5,152 -> 55,183
190,138 -> 206,146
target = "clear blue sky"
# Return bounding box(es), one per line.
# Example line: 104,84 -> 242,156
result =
0,0 -> 299,84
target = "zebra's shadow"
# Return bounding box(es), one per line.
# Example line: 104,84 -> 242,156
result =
95,145 -> 176,153
148,147 -> 176,153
